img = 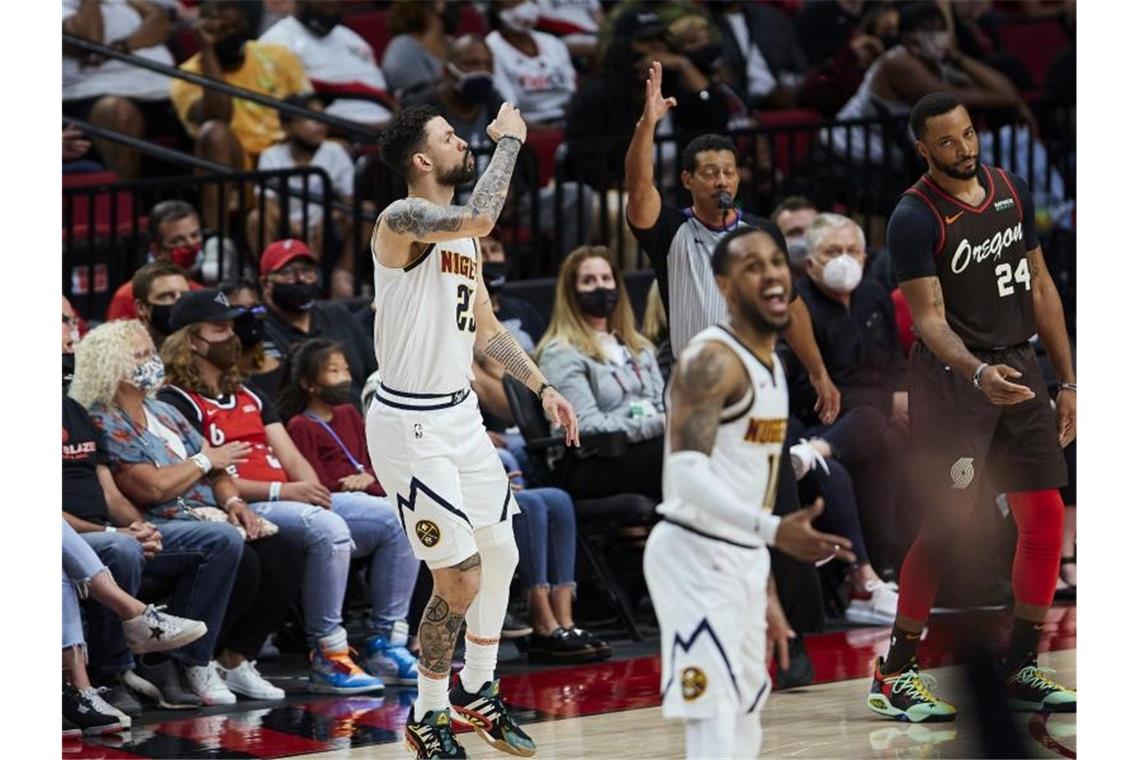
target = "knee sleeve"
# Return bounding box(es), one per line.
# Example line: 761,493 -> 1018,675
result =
1007,489 -> 1065,607
684,714 -> 737,759
464,531 -> 518,638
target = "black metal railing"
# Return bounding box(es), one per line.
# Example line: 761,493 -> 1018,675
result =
64,167 -> 335,319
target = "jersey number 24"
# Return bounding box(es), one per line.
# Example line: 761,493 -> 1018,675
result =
995,259 -> 1030,298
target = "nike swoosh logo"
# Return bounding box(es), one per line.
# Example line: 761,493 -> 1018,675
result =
944,211 -> 965,224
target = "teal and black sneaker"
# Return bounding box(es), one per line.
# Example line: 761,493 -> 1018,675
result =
867,657 -> 957,723
1005,663 -> 1076,712
449,678 -> 536,757
405,708 -> 466,759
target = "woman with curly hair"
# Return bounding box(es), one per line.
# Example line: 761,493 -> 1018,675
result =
69,319 -> 298,708
155,290 -> 397,693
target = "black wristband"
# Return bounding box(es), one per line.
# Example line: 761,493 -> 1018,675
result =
537,382 -> 555,399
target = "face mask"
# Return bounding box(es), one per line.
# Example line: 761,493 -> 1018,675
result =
786,237 -> 810,271
233,310 -> 264,348
214,32 -> 250,68
482,261 -> 507,296
271,281 -> 320,313
62,352 -> 76,387
500,1 -> 539,32
576,287 -> 620,318
197,334 -> 242,371
147,302 -> 175,336
131,355 -> 165,394
820,254 -> 863,294
687,43 -> 723,75
878,33 -> 901,49
448,64 -> 496,103
299,5 -> 340,36
166,243 -> 203,271
315,380 -> 355,406
912,30 -> 950,62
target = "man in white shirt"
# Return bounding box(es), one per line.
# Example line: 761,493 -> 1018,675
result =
486,0 -> 577,124
260,1 -> 393,128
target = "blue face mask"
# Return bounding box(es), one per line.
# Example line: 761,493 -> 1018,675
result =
131,355 -> 165,394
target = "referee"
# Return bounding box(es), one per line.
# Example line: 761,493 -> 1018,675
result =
625,62 -> 841,424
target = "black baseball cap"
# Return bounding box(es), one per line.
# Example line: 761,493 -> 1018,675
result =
612,7 -> 668,41
169,289 -> 246,331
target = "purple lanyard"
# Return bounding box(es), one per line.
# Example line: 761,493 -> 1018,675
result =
305,413 -> 366,473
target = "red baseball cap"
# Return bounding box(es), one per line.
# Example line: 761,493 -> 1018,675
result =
260,239 -> 317,276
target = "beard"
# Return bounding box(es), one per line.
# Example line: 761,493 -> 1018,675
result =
931,153 -> 979,180
438,150 -> 476,187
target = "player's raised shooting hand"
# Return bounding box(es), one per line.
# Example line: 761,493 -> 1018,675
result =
774,498 -> 855,563
641,61 -> 677,124
1056,387 -> 1075,447
979,364 -> 1035,405
487,102 -> 527,145
541,386 -> 580,447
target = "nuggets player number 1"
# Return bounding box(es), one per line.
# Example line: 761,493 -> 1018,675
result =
368,103 -> 579,759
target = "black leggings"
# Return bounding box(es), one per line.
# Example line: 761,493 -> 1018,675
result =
799,457 -> 870,565
218,532 -> 305,660
560,437 -> 664,502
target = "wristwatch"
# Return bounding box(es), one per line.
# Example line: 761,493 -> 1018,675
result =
972,363 -> 989,390
1058,382 -> 1077,393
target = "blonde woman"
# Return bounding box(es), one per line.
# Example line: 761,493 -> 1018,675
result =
641,279 -> 674,383
537,246 -> 666,500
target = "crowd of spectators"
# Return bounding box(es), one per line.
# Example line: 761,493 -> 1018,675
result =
62,0 -> 1077,735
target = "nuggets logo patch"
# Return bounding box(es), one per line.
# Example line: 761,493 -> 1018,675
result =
681,667 -> 707,701
415,520 -> 441,547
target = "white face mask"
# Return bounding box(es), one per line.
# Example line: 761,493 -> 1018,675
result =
913,30 -> 951,62
819,254 -> 863,294
500,1 -> 539,32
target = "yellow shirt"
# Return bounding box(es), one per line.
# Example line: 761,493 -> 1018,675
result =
171,42 -> 311,157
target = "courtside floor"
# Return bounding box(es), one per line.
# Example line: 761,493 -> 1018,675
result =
66,604 -> 1075,759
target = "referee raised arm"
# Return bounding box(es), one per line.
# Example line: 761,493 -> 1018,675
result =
624,61 -> 841,423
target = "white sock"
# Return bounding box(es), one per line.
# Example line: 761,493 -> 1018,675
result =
684,714 -> 736,759
458,635 -> 499,694
414,669 -> 450,722
734,713 -> 763,759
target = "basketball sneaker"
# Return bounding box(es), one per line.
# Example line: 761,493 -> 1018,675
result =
449,678 -> 536,757
405,708 -> 467,758
1005,664 -> 1076,712
360,621 -> 418,685
867,657 -> 957,722
309,631 -> 385,695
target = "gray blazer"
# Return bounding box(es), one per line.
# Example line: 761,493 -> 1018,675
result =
539,338 -> 667,443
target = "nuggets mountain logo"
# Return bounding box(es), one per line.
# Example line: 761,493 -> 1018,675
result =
681,667 -> 707,701
415,520 -> 441,547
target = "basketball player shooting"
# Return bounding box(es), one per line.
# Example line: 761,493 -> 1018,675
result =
368,102 -> 579,759
643,226 -> 855,759
866,93 -> 1076,723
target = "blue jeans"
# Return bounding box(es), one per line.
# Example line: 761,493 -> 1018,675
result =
330,491 -> 419,636
84,518 -> 243,672
250,499 -> 353,646
512,488 -> 577,591
63,520 -> 107,652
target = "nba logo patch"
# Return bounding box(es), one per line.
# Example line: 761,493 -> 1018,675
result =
413,423 -> 423,439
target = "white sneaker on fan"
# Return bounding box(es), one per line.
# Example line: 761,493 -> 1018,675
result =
846,579 -> 899,625
185,662 -> 237,705
217,660 -> 285,700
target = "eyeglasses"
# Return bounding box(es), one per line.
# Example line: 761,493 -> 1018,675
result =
132,349 -> 158,362
270,264 -> 320,284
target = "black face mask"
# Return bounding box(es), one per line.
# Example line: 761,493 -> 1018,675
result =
62,352 -> 76,389
688,43 -> 723,75
214,33 -> 250,68
315,380 -> 355,406
576,287 -> 620,318
148,302 -> 175,336
233,310 -> 265,347
271,281 -> 320,313
457,72 -> 496,103
298,5 -> 340,37
482,261 -> 507,296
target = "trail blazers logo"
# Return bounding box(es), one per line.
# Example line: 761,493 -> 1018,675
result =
950,457 -> 975,490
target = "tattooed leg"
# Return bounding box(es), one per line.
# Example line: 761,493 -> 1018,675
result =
419,554 -> 483,677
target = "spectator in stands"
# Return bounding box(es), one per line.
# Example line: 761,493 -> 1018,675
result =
62,123 -> 95,170
795,0 -> 870,68
640,280 -> 672,383
259,239 -> 377,400
170,1 -> 312,230
565,8 -> 731,191
156,290 -> 386,694
796,2 -> 900,118
130,261 -> 191,347
63,0 -> 179,178
68,319 -> 254,708
276,338 -> 421,684
381,0 -> 455,98
535,0 -> 603,59
260,1 -> 394,128
788,213 -> 908,568
106,201 -> 206,321
537,246 -> 666,501
483,235 -> 547,354
705,0 -> 808,109
221,278 -> 285,399
251,93 -> 357,298
771,195 -> 820,277
485,1 -> 577,124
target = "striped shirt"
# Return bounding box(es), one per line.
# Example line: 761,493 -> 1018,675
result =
631,205 -> 793,353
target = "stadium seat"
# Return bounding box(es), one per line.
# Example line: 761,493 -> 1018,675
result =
754,108 -> 823,178
63,171 -> 138,239
994,20 -> 1070,87
526,126 -> 564,187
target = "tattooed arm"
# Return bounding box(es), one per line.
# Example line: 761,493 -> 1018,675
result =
1026,247 -> 1074,385
900,275 -> 985,381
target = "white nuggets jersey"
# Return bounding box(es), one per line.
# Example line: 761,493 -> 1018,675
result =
657,325 -> 788,546
373,235 -> 481,394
